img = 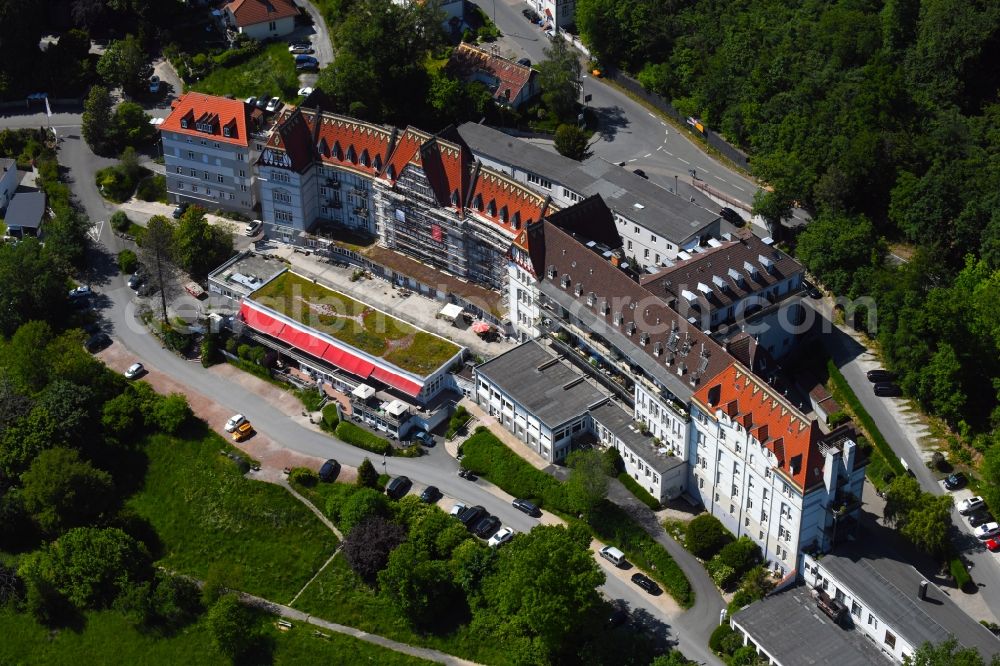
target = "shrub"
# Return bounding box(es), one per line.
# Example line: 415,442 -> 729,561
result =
356,458 -> 378,488
335,421 -> 392,456
135,175 -> 167,202
200,333 -> 220,367
617,472 -> 660,510
118,249 -> 138,274
288,467 -> 318,488
950,557 -> 973,591
602,447 -> 623,476
110,211 -> 132,234
323,484 -> 359,523
685,514 -> 731,559
706,557 -> 738,589
727,588 -> 755,614
445,405 -> 471,439
297,387 -> 324,412
460,428 -> 563,506
709,623 -> 737,654
321,403 -> 340,431
717,537 -> 762,577
95,165 -> 139,202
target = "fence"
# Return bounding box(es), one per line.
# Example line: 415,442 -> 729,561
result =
601,68 -> 750,170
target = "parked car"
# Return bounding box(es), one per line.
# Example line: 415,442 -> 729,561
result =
124,362 -> 145,380
970,511 -> 994,528
288,44 -> 314,54
232,421 -> 254,442
149,75 -> 160,94
873,382 -> 902,397
318,459 -> 340,482
245,219 -> 263,236
265,97 -> 282,113
473,515 -> 501,539
517,57 -> 531,67
413,430 -> 434,447
803,280 -> 822,299
297,86 -> 314,97
599,546 -> 626,567
68,285 -> 92,299
959,496 -> 985,514
419,485 -> 441,503
84,332 -> 111,353
295,55 -> 319,71
450,502 -> 467,517
630,572 -> 661,595
128,271 -> 145,290
244,96 -> 257,106
458,505 -> 486,530
172,202 -> 189,219
867,369 -> 897,383
719,207 -> 744,226
487,526 -> 514,547
974,522 -> 1000,540
512,498 -> 540,517
633,168 -> 648,179
945,472 -> 967,490
987,538 -> 1000,553
225,414 -> 247,433
385,475 -> 412,499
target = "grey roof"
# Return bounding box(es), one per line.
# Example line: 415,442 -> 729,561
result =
817,551 -> 1000,660
208,251 -> 287,296
0,158 -> 15,172
731,586 -> 894,666
5,191 -> 45,229
456,123 -> 720,244
589,401 -> 684,474
474,340 -> 607,429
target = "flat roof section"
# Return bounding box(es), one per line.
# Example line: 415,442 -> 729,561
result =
731,586 -> 894,666
589,401 -> 684,474
250,271 -> 462,377
209,251 -> 288,296
475,340 -> 608,430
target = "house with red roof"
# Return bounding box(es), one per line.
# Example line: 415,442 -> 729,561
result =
689,363 -> 865,578
160,92 -> 267,215
448,43 -> 538,110
223,0 -> 299,40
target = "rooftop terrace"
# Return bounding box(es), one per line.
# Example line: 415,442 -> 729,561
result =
251,271 -> 461,377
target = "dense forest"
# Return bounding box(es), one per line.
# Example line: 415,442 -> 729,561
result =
577,0 -> 1000,444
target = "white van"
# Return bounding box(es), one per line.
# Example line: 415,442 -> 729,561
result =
599,545 -> 626,567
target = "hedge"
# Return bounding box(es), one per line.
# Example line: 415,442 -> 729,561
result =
826,360 -> 905,476
950,557 -> 973,591
335,421 -> 392,456
461,429 -> 562,504
321,404 -> 340,431
617,472 -> 661,510
445,405 -> 471,439
589,500 -> 693,607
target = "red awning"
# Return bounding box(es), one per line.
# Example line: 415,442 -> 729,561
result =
371,367 -> 423,397
338,351 -> 375,380
240,303 -> 285,337
321,345 -> 346,366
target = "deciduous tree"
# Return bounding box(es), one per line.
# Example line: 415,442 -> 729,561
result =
21,447 -> 114,535
97,34 -> 152,96
565,449 -> 608,516
342,515 -> 406,583
81,85 -> 114,155
537,38 -> 581,123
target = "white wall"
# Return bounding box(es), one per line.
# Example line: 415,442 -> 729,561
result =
236,15 -> 296,40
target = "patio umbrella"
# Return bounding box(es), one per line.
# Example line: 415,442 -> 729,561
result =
472,322 -> 492,334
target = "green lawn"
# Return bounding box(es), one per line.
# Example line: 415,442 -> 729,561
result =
191,42 -> 300,102
252,271 -> 461,376
128,427 -> 339,603
0,606 -> 433,666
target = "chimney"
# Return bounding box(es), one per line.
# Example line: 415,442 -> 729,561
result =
918,580 -> 928,600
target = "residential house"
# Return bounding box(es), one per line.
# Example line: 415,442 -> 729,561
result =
448,43 -> 538,110
4,191 -> 46,238
223,0 -> 299,40
160,92 -> 266,216
0,158 -> 18,211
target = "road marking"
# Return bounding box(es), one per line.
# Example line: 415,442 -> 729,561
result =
664,151 -> 674,156
648,112 -> 656,118
644,152 -> 652,158
700,168 -> 711,175
88,220 -> 104,242
661,123 -> 667,128
677,158 -> 689,164
733,185 -> 746,192
713,175 -> 726,183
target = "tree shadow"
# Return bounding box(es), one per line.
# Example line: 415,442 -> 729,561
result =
589,105 -> 630,143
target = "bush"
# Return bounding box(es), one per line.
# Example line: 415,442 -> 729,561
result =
323,484 -> 359,523
685,514 -> 731,560
706,557 -> 738,589
96,165 -> 138,202
950,557 -> 973,591
617,472 -> 660,510
335,421 -> 392,456
709,623 -> 737,654
200,333 -> 220,367
110,211 -> 132,234
717,537 -> 762,578
118,249 -> 138,275
297,387 -> 324,412
321,403 -> 340,431
460,428 -> 564,506
727,588 -> 756,614
136,175 -> 167,202
826,360 -> 904,476
602,447 -> 623,476
445,405 -> 471,439
356,458 -> 379,488
288,467 -> 318,488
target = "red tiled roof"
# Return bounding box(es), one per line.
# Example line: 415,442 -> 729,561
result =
448,43 -> 536,106
379,127 -> 432,183
418,135 -> 471,211
263,107 -> 314,172
466,168 -> 548,237
693,363 -> 825,491
238,302 -> 424,397
224,0 -> 298,27
160,92 -> 251,147
312,112 -> 394,177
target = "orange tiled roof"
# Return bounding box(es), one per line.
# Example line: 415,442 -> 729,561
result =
379,127 -> 433,183
466,168 -> 547,237
449,43 -> 535,105
694,363 -> 825,491
418,135 -> 471,211
312,112 -> 394,176
225,0 -> 298,27
160,92 -> 251,147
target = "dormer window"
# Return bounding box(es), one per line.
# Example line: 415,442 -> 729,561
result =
626,322 -> 637,336
386,165 -> 395,180
586,292 -> 595,306
574,283 -> 582,297
222,126 -> 231,137
333,141 -> 342,160
474,194 -> 483,211
547,265 -> 557,279
360,149 -> 369,167
372,154 -> 382,170
499,205 -> 508,223
347,146 -> 356,163
487,199 -> 496,216
451,190 -> 460,207
180,119 -> 188,129
560,274 -> 571,288
640,332 -> 649,346
317,138 -> 328,156
512,212 -> 521,229
613,312 -> 623,326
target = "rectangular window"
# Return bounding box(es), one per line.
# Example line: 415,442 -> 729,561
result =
238,153 -> 244,161
884,631 -> 896,649
633,226 -> 639,234
187,151 -> 195,159
851,601 -> 861,618
627,240 -> 632,250
241,185 -> 248,192
175,166 -> 182,174
217,174 -> 224,183
274,209 -> 293,223
268,20 -> 276,30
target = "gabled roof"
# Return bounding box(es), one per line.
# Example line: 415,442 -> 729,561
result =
641,234 -> 803,313
466,167 -> 548,237
261,107 -> 314,172
5,191 -> 45,229
379,127 -> 433,184
224,0 -> 298,27
160,92 -> 252,147
693,363 -> 825,491
419,133 -> 471,211
448,43 -> 535,105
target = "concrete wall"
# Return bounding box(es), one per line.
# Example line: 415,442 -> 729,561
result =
234,14 -> 296,40
163,131 -> 254,214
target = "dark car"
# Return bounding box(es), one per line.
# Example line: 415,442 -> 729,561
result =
517,57 -> 531,67
255,96 -> 268,109
127,272 -> 145,290
318,459 -> 340,482
512,498 -> 541,517
137,281 -> 158,297
419,485 -> 441,503
719,207 -> 744,226
630,572 -> 661,595
944,472 -> 967,490
867,369 -> 897,383
873,382 -> 902,397
458,505 -> 487,530
84,332 -> 111,353
633,168 -> 648,179
385,475 -> 412,499
172,202 -> 189,219
413,430 -> 434,447
803,280 -> 822,299
473,515 -> 501,539
970,512 -> 995,528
